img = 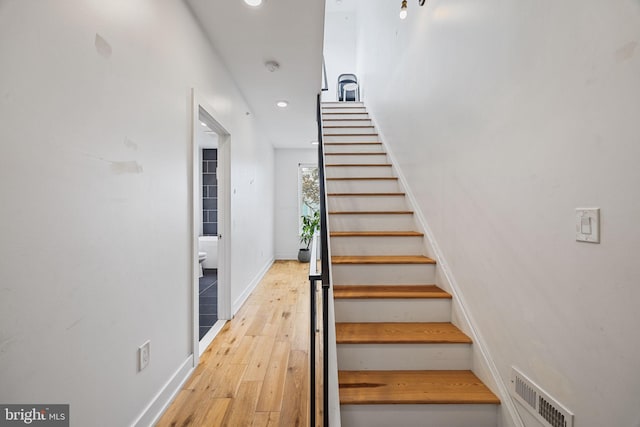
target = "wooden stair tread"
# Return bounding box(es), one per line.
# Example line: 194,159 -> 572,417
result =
328,211 -> 413,215
324,125 -> 375,128
333,284 -> 450,299
324,133 -> 379,136
325,152 -> 386,155
338,370 -> 500,405
326,177 -> 397,181
327,192 -> 405,197
326,164 -> 391,167
324,142 -> 382,145
323,119 -> 371,121
331,231 -> 421,236
332,255 -> 435,264
336,322 -> 471,344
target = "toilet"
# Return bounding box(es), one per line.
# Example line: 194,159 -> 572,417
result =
198,251 -> 207,278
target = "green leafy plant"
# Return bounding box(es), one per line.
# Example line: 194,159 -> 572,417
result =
300,210 -> 320,250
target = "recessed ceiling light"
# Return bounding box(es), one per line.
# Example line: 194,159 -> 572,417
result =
244,0 -> 263,6
311,141 -> 319,145
276,100 -> 288,108
201,122 -> 207,127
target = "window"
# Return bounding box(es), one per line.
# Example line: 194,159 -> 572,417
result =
299,163 -> 319,230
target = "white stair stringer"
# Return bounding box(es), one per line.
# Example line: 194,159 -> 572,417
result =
322,102 -> 499,427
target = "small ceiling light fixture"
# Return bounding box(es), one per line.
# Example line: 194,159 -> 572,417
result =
201,122 -> 207,127
276,100 -> 288,108
399,0 -> 408,19
311,141 -> 319,145
244,0 -> 263,6
400,0 -> 426,19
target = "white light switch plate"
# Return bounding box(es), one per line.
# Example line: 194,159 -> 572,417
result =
576,208 -> 600,243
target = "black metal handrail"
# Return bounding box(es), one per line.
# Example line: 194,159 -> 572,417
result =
322,56 -> 329,92
309,92 -> 330,427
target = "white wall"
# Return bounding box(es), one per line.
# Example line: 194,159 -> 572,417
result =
274,148 -> 318,259
0,1 -> 274,426
354,1 -> 640,426
322,10 -> 358,102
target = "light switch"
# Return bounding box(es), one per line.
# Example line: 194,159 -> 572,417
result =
580,217 -> 592,235
576,208 -> 600,243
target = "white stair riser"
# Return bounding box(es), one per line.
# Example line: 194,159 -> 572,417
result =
322,108 -> 367,114
329,214 -> 415,231
328,196 -> 408,212
322,101 -> 364,107
335,298 -> 451,322
327,180 -> 400,193
337,343 -> 472,370
324,144 -> 385,154
324,154 -> 388,164
340,404 -> 498,427
330,236 -> 423,256
323,119 -> 372,127
324,127 -> 377,135
326,166 -> 393,178
322,113 -> 370,120
324,134 -> 379,143
332,264 -> 435,285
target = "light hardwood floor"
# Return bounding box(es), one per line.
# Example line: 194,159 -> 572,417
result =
156,260 -> 318,427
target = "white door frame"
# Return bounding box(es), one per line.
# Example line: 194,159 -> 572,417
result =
190,89 -> 232,364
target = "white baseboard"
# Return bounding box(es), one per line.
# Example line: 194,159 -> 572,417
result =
131,355 -> 194,427
275,251 -> 298,260
367,111 -> 524,427
199,319 -> 226,355
232,257 -> 274,315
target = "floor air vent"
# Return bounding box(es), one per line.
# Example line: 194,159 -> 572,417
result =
510,367 -> 574,427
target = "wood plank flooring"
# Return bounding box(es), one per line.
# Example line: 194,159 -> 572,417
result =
156,260 -> 318,427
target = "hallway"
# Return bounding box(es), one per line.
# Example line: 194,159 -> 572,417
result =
156,261 -> 312,426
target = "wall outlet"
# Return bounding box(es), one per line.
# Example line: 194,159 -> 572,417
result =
138,340 -> 150,372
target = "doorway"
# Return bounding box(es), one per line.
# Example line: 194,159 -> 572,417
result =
192,92 -> 231,361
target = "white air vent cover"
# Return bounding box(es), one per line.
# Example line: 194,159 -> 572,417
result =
510,367 -> 574,427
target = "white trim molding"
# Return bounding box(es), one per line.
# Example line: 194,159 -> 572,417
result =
131,355 -> 194,427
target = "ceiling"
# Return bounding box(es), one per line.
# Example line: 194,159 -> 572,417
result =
186,0 -> 327,149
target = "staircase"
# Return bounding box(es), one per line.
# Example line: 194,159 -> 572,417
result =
322,101 -> 500,427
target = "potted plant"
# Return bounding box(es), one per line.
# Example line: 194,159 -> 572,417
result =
298,210 -> 320,262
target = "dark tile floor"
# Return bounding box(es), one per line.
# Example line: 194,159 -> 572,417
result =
199,269 -> 218,340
